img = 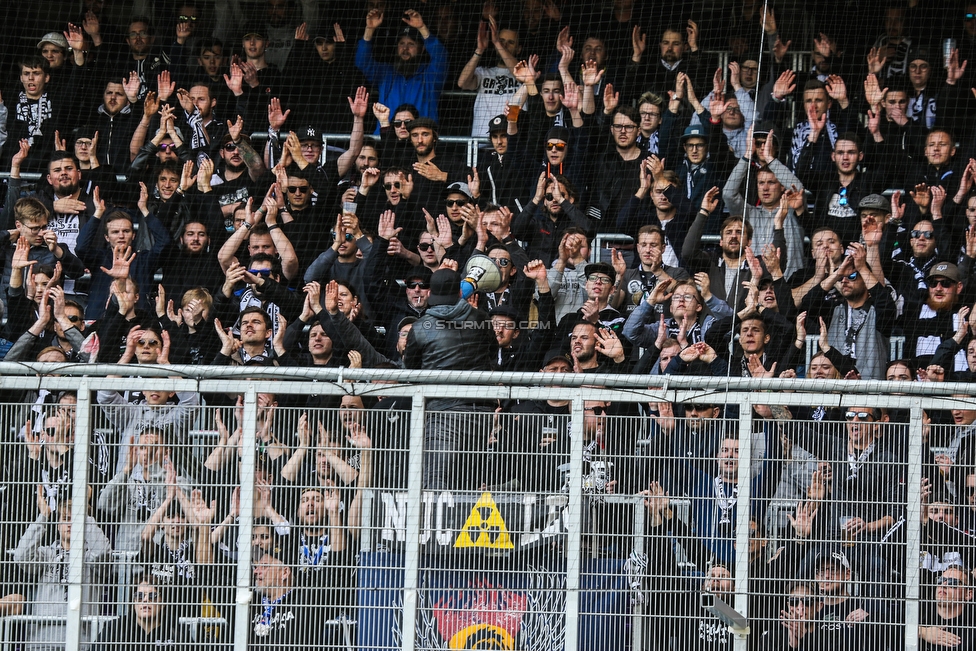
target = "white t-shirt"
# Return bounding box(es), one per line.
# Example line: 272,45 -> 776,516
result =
471,66 -> 519,137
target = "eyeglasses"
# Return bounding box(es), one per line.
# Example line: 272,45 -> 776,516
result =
837,186 -> 848,206
671,293 -> 698,302
135,591 -> 160,602
911,230 -> 934,240
417,242 -> 435,252
158,143 -> 176,152
725,106 -> 742,114
741,65 -> 759,72
21,224 -> 46,233
639,111 -> 661,119
392,120 -> 409,128
927,277 -> 956,288
223,142 -> 238,152
127,31 -> 150,39
611,124 -> 637,132
287,186 -> 309,194
684,142 -> 707,150
445,199 -> 469,207
384,182 -> 401,190
405,281 -> 430,289
585,406 -> 606,415
177,14 -> 198,21
299,142 -> 321,150
546,142 -> 566,151
938,576 -> 965,587
74,140 -> 93,147
137,339 -> 161,347
247,268 -> 273,277
587,274 -> 613,285
330,231 -> 354,241
845,411 -> 875,421
491,257 -> 512,267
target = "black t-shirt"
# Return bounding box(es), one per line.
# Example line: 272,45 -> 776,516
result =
920,603 -> 976,651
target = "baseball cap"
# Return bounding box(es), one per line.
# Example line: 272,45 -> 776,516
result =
444,181 -> 472,200
296,125 -> 321,142
752,121 -> 779,145
541,350 -> 572,369
857,194 -> 891,213
397,25 -> 423,44
487,115 -> 507,134
397,316 -> 418,332
584,262 -> 616,285
427,269 -> 461,306
928,262 -> 961,283
680,125 -> 706,142
37,33 -> 69,51
814,547 -> 851,571
489,305 -> 521,324
406,117 -> 439,133
404,266 -> 433,284
242,23 -> 268,40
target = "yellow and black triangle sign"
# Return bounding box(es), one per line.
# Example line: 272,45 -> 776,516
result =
454,492 -> 514,549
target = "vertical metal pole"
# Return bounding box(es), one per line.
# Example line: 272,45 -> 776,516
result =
905,399 -> 924,651
65,383 -> 91,651
401,392 -> 427,651
630,499 -> 646,651
733,401 -> 754,651
233,387 -> 258,651
565,393 -> 585,651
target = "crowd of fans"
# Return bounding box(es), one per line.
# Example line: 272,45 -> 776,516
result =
2,0 -> 976,648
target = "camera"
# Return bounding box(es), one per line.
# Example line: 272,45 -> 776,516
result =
701,592 -> 750,634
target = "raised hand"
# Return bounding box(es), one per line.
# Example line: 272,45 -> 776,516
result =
348,86 -> 369,118
631,25 -> 646,62
772,69 -> 796,101
268,97 -> 290,130
863,73 -> 887,108
123,71 -> 141,103
866,47 -> 887,75
156,70 -> 175,100
224,63 -> 244,95
602,82 -> 619,113
372,101 -> 390,124
101,245 -> 136,279
365,8 -> 384,29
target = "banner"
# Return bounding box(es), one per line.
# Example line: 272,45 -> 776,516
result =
357,554 -> 627,651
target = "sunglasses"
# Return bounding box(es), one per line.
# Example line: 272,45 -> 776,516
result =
66,315 -> 82,323
137,339 -> 161,347
927,277 -> 956,288
545,193 -> 559,201
911,230 -> 934,240
223,142 -> 238,152
135,591 -> 161,602
967,13 -> 976,19
247,269 -> 273,277
392,120 -> 409,127
446,199 -> 470,207
287,186 -> 309,194
845,271 -> 859,280
546,142 -> 566,151
42,427 -> 59,437
491,258 -> 512,267
844,411 -> 875,421
177,15 -> 198,21
331,231 -> 354,241
384,182 -> 402,190
417,242 -> 435,252
158,143 -> 176,152
684,404 -> 714,411
405,281 -> 430,289
788,597 -> 813,606
938,576 -> 964,587
585,406 -> 607,415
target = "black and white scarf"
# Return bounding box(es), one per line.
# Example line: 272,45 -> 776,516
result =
790,118 -> 838,169
16,92 -> 52,144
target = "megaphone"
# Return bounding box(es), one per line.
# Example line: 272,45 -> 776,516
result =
460,254 -> 502,298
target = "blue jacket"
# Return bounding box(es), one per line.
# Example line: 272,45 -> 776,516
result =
76,212 -> 171,319
355,36 -> 447,126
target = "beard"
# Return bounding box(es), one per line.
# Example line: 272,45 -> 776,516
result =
395,56 -> 421,77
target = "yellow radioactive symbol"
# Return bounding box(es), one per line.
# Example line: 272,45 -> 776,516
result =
454,492 -> 514,549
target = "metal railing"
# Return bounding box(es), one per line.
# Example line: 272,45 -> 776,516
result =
0,363 -> 974,650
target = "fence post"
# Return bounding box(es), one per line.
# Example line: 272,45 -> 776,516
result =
65,383 -> 92,651
564,394 -> 586,651
904,399 -> 924,651
401,392 -> 427,651
233,387 -> 258,651
733,400 -> 754,651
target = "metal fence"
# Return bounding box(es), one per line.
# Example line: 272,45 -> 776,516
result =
1,363 -> 975,651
